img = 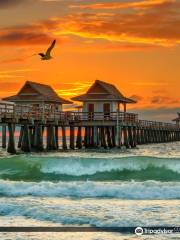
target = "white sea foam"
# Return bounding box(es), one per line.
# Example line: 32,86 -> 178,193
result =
0,195 -> 180,228
0,180 -> 180,199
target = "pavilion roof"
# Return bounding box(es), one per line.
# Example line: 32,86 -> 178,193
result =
72,80 -> 136,104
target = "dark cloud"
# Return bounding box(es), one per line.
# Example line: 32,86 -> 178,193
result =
131,107 -> 180,122
0,0 -> 180,47
0,0 -> 25,8
151,96 -> 180,104
0,31 -> 52,46
71,0 -> 175,10
0,20 -> 67,46
103,43 -> 162,51
129,95 -> 143,102
0,22 -> 56,46
57,0 -> 180,46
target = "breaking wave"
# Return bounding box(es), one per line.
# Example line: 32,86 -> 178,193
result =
0,154 -> 180,181
0,180 -> 180,199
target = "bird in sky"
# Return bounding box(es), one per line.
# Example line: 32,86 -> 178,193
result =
38,40 -> 56,60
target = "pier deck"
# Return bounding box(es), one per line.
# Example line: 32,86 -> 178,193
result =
0,102 -> 179,153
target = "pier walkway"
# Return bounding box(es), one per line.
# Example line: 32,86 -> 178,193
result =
0,102 -> 179,154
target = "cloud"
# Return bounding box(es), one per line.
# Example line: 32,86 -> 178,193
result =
0,0 -> 180,48
103,43 -> 163,51
0,27 -> 53,46
40,0 -> 61,1
0,68 -> 39,79
53,1 -> 180,47
0,20 -> 69,47
151,96 -> 180,104
0,57 -> 26,64
54,81 -> 92,97
131,107 -> 180,122
132,81 -> 168,86
0,0 -> 62,8
0,68 -> 39,74
0,0 -> 25,8
71,0 -> 175,10
129,95 -> 143,102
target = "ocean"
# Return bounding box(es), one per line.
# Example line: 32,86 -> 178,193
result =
0,142 -> 180,239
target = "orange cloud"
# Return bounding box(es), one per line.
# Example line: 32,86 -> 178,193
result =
0,27 -> 52,46
71,0 -> 175,10
53,81 -> 92,98
102,43 -> 165,51
53,3 -> 180,47
0,0 -> 180,49
0,68 -> 39,79
151,95 -> 180,105
0,57 -> 26,64
129,95 -> 144,102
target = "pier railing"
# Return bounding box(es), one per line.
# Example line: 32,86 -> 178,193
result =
0,103 -> 179,130
138,120 -> 178,130
67,111 -> 138,123
0,103 -> 138,123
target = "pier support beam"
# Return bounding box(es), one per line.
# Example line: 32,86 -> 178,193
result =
55,126 -> 59,150
85,127 -> 91,148
90,127 -> 94,147
47,125 -> 57,150
34,125 -> 44,151
101,127 -> 107,149
116,125 -> 122,148
21,124 -> 31,152
7,123 -> 16,154
2,125 -> 6,149
29,126 -> 35,148
128,126 -> 134,148
84,127 -> 87,148
62,126 -> 67,150
106,127 -> 113,148
124,126 -> 130,148
93,126 -> 98,148
133,127 -> 137,147
111,126 -> 116,148
70,126 -> 75,149
18,126 -> 24,148
76,126 -> 82,149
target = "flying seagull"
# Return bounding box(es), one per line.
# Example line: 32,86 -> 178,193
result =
38,40 -> 56,60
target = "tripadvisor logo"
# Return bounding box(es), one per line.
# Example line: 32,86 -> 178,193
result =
135,227 -> 144,236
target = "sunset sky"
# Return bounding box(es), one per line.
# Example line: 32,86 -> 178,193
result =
0,0 -> 179,121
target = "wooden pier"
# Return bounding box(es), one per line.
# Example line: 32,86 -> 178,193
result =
0,102 -> 179,154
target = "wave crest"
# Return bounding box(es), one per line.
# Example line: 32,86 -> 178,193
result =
0,155 -> 180,181
0,180 -> 180,199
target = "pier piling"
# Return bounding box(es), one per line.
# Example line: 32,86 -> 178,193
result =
62,126 -> 67,150
7,123 -> 16,154
76,126 -> 82,149
0,102 -> 179,153
70,126 -> 75,149
2,125 -> 6,149
21,124 -> 31,152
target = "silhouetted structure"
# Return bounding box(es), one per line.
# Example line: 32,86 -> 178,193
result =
172,113 -> 180,126
3,81 -> 71,111
0,80 -> 179,154
72,80 -> 136,115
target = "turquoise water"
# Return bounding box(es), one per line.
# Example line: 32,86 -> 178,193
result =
0,142 -> 180,239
